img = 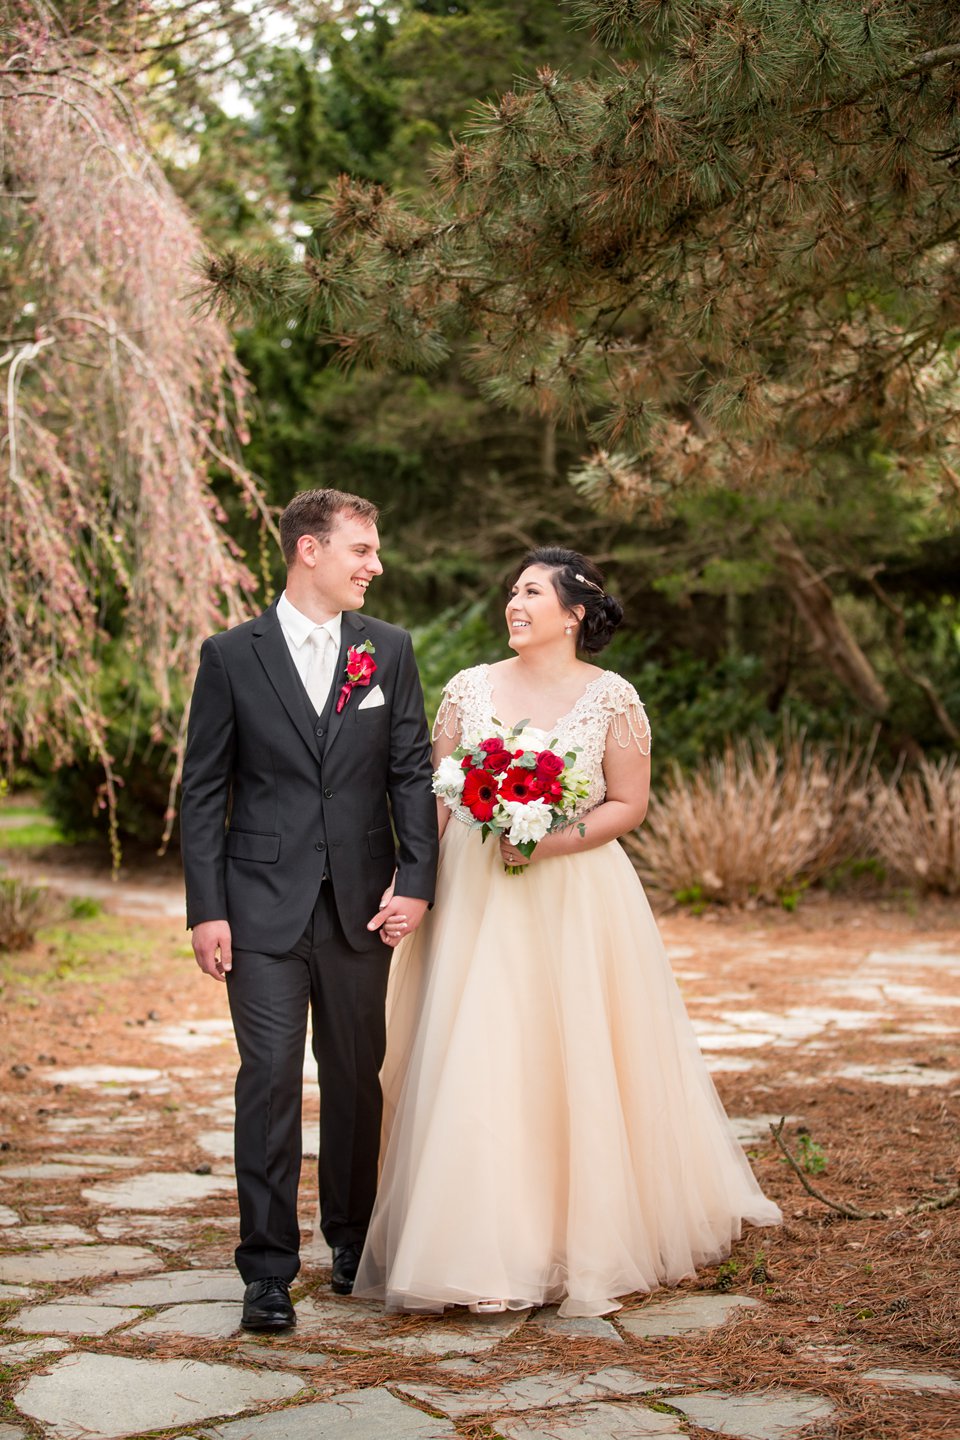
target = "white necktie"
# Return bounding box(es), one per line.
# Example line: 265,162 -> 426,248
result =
303,627 -> 336,715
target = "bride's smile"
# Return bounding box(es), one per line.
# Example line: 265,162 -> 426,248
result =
506,565 -> 582,652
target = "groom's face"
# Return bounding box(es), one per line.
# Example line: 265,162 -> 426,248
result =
313,513 -> 383,614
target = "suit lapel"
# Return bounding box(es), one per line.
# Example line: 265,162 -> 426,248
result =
322,612 -> 367,759
251,602 -> 319,759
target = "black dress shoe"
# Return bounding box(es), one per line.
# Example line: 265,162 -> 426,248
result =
241,1276 -> 296,1331
331,1243 -> 362,1295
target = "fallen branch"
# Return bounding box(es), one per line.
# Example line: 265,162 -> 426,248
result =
769,1119 -> 960,1220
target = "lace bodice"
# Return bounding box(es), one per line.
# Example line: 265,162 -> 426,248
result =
434,664 -> 651,819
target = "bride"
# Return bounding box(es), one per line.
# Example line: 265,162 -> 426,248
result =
353,546 -> 781,1317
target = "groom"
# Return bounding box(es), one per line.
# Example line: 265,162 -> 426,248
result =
180,488 -> 438,1331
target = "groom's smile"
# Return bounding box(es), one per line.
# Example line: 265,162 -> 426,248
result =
305,513 -> 383,617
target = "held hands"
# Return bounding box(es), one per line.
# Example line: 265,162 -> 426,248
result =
367,888 -> 428,948
192,920 -> 233,982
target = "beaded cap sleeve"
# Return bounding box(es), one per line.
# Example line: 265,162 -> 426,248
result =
431,667 -> 490,744
433,666 -> 651,819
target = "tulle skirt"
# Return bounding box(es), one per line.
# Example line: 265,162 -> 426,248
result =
353,819 -> 781,1316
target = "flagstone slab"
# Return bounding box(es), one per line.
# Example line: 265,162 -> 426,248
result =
200,1387 -> 458,1440
196,1129 -> 234,1159
694,1030 -> 777,1050
14,1352 -> 305,1440
0,1224 -> 96,1247
729,1115 -> 798,1147
41,1119 -> 134,1136
0,1283 -> 37,1300
0,1204 -> 19,1225
129,1302 -> 241,1339
10,1302 -> 140,1336
863,1367 -> 960,1394
0,1424 -> 28,1440
153,1020 -> 234,1051
95,1215 -> 195,1243
237,1345 -> 330,1369
496,1404 -> 684,1440
0,1164 -> 110,1181
619,1293 -> 761,1338
47,1066 -> 163,1087
703,1056 -> 759,1074
867,947 -> 960,972
528,1307 -> 624,1343
83,1172 -> 237,1211
670,1389 -> 835,1439
49,1154 -> 145,1169
293,1296 -> 527,1356
0,1337 -> 73,1363
835,1062 -> 960,1088
0,1245 -> 162,1284
382,1308 -> 529,1358
87,1268 -> 244,1304
396,1367 -> 664,1418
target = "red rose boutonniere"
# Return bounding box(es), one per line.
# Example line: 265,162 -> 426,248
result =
335,640 -> 377,713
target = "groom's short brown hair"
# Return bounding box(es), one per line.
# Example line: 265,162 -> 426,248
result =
279,488 -> 380,566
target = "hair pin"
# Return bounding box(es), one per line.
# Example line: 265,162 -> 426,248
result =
575,572 -> 605,595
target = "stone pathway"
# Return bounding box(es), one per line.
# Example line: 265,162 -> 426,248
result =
1,889 -> 959,1440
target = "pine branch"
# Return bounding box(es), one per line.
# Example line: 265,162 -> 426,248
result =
770,1120 -> 960,1221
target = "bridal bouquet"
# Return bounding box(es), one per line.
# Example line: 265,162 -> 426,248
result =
433,729 -> 588,874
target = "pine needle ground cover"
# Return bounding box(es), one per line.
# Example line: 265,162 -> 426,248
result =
0,885 -> 957,1440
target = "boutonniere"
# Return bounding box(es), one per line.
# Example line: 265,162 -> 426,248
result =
335,640 -> 377,714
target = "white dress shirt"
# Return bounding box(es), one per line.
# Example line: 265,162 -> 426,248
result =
277,591 -> 342,710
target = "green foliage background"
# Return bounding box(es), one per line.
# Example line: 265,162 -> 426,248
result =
29,0 -> 960,842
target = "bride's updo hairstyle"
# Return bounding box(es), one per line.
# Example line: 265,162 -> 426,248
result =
516,547 -> 624,655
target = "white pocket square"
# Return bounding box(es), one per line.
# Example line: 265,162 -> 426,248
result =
358,685 -> 385,711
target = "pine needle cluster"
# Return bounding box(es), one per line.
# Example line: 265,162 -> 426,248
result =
204,1 -> 960,516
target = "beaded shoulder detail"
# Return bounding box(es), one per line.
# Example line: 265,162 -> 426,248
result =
432,665 -> 651,819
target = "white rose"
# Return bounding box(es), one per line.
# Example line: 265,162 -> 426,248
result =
432,754 -> 465,802
502,797 -> 553,845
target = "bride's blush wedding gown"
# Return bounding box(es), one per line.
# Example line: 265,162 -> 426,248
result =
353,665 -> 781,1316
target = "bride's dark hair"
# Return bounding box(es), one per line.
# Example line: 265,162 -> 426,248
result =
513,547 -> 624,654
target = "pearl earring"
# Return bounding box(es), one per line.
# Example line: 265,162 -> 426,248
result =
565,626 -> 574,636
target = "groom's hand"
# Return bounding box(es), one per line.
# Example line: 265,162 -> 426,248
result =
192,920 -> 233,981
367,895 -> 428,948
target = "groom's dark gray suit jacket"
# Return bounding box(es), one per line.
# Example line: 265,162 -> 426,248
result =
180,601 -> 438,954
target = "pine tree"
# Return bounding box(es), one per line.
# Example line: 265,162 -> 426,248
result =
206,0 -> 960,519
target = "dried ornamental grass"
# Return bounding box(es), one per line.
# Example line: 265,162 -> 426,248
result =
628,734 -> 872,905
0,876 -> 54,951
869,756 -> 960,895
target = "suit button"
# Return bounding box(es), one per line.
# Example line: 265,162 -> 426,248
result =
315,723 -> 325,737
315,841 -> 325,851
323,787 -> 333,798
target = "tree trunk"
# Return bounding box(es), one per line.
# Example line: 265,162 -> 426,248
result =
773,531 -> 890,716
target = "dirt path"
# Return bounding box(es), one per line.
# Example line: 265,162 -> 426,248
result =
0,874 -> 958,1440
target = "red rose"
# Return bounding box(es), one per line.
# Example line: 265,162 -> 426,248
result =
462,767 -> 498,822
535,750 -> 565,780
482,747 -> 512,774
347,650 -> 376,684
499,767 -> 543,804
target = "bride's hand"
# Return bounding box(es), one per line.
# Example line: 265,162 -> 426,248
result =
499,836 -> 532,867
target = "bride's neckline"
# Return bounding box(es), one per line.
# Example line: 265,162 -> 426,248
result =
480,663 -> 608,733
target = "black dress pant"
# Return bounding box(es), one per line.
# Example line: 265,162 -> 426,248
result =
226,881 -> 391,1283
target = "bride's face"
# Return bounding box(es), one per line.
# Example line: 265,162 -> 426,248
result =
506,566 -> 576,651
